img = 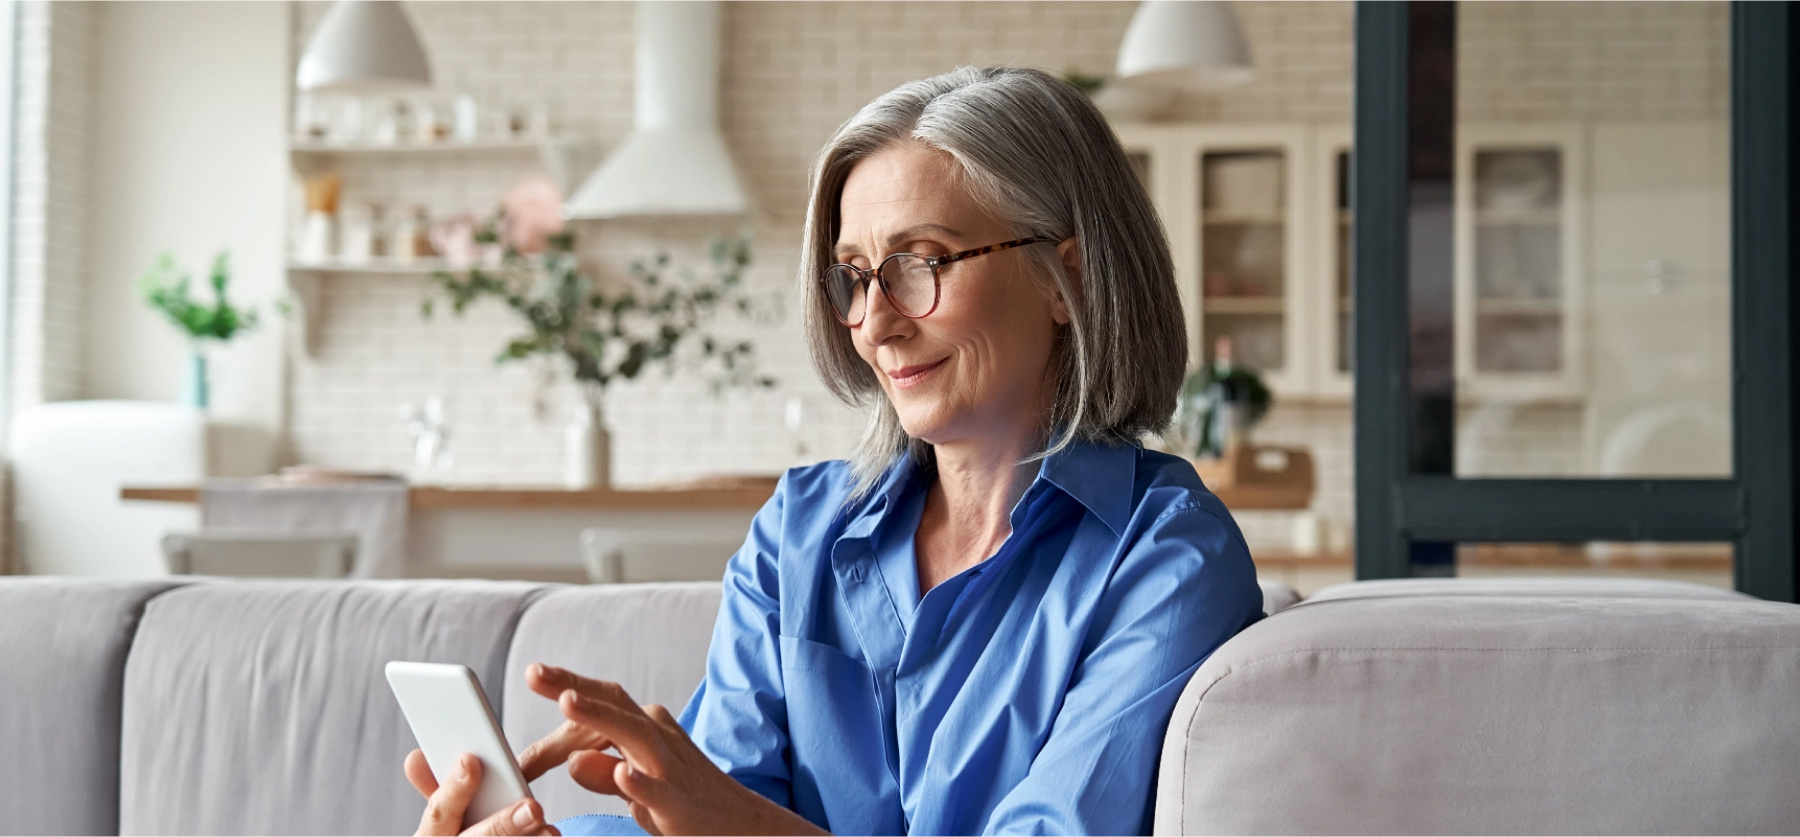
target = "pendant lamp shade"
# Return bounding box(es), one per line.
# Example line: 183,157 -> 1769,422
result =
1116,0 -> 1253,89
297,1 -> 432,93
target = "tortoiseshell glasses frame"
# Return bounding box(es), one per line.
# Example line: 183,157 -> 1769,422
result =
821,235 -> 1057,326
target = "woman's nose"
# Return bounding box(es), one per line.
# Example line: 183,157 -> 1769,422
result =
858,279 -> 913,346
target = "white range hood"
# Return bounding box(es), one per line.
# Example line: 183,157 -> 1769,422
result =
564,1 -> 750,220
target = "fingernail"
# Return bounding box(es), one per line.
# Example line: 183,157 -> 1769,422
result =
511,801 -> 536,828
459,757 -> 472,781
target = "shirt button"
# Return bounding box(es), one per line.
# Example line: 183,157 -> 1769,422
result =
849,566 -> 866,582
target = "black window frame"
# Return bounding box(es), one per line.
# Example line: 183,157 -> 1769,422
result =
1351,1 -> 1798,602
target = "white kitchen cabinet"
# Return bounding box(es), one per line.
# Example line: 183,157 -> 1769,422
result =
1115,121 -> 1616,406
1453,124 -> 1588,402
1112,124 -> 1314,396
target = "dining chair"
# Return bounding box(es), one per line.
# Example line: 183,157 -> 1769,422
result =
578,529 -> 743,584
161,531 -> 358,578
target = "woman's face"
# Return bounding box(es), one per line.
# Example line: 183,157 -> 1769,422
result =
835,141 -> 1070,449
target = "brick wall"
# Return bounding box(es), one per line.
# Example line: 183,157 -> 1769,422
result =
280,1 -> 1724,553
11,0 -> 92,413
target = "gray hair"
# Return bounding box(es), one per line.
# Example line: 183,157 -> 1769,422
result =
800,66 -> 1186,499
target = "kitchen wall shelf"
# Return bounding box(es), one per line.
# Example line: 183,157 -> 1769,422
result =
288,258 -> 457,275
290,136 -> 566,155
284,129 -> 586,358
1203,297 -> 1288,315
288,135 -> 581,186
284,259 -> 486,357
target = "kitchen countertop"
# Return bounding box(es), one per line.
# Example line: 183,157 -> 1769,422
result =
121,481 -> 1316,511
119,483 -> 777,511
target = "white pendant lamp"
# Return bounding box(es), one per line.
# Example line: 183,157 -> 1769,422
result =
296,1 -> 433,93
1116,0 -> 1254,89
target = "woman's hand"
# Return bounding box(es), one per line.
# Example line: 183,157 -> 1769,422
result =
404,750 -> 559,837
522,663 -> 827,837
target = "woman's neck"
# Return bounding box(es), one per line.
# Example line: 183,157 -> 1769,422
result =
915,428 -> 1044,593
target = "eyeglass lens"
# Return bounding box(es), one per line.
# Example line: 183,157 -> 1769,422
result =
825,255 -> 937,324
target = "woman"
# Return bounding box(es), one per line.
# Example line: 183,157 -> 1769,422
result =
408,65 -> 1263,837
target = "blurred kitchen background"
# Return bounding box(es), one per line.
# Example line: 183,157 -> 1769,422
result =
0,1 -> 1734,594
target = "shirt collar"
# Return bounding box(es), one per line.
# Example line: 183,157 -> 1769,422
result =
841,452 -> 928,542
846,439 -> 1141,539
1038,438 -> 1140,535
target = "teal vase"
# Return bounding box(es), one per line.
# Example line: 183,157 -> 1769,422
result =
183,349 -> 209,409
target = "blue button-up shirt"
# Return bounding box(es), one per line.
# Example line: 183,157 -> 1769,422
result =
678,441 -> 1263,835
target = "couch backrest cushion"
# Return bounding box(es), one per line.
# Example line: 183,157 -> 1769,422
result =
118,580 -> 550,836
501,582 -> 722,822
1155,586 -> 1800,834
0,578 -> 184,836
1257,579 -> 1302,615
1305,576 -> 1748,604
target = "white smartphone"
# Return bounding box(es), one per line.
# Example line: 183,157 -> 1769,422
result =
386,661 -> 534,824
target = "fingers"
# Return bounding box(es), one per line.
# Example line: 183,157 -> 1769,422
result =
613,760 -> 673,811
627,800 -> 662,837
529,665 -> 644,715
405,749 -> 439,799
416,754 -> 481,836
566,749 -> 625,796
642,704 -> 678,727
517,720 -> 610,783
460,798 -> 550,837
558,690 -> 658,762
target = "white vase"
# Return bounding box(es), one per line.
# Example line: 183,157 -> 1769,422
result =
564,397 -> 610,489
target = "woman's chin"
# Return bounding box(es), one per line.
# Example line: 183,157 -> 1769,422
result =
894,408 -> 954,447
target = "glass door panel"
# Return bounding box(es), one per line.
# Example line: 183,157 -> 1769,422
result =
1450,2 -> 1732,482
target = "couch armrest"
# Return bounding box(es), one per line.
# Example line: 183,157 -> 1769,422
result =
1155,580 -> 1800,834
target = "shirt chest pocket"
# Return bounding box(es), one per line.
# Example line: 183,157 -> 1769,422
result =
779,633 -> 877,709
777,634 -> 897,829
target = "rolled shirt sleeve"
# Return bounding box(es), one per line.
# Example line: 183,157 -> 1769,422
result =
678,475 -> 796,811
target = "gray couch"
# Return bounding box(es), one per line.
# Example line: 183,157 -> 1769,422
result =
3,575 -> 1796,836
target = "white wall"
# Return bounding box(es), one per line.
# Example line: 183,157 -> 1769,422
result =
83,1 -> 289,445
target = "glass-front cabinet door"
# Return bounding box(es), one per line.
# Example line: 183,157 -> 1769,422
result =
1313,127 -> 1354,399
1110,124 -> 1312,396
1193,128 -> 1310,396
1453,125 -> 1588,401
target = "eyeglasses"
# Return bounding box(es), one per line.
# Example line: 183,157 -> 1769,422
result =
822,236 -> 1057,326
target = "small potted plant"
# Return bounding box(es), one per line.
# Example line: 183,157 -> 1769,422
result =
1174,336 -> 1272,459
138,251 -> 259,410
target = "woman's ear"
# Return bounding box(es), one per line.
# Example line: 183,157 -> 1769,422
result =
1052,236 -> 1081,325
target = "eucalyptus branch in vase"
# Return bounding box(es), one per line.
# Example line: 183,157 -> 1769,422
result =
422,214 -> 778,487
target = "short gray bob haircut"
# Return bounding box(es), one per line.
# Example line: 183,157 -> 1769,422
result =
800,65 -> 1187,497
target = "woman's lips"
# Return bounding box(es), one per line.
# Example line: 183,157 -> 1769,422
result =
887,358 -> 947,389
